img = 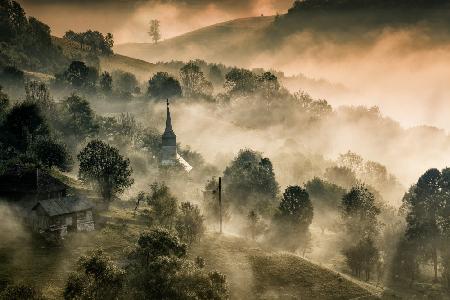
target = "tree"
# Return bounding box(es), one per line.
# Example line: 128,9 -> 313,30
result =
273,185 -> 314,253
64,249 -> 125,300
148,19 -> 161,44
59,94 -> 98,143
2,101 -> 49,152
127,229 -> 229,300
30,137 -> 72,171
77,140 -> 133,204
25,81 -> 54,115
0,65 -> 24,88
145,182 -> 178,228
256,71 -> 280,110
180,62 -> 212,98
341,185 -> 381,280
344,237 -> 379,280
175,202 -> 205,245
305,177 -> 346,233
224,68 -> 257,96
60,61 -> 98,90
99,71 -> 112,93
403,168 -> 443,282
223,149 -> 279,215
112,70 -> 138,95
147,72 -> 182,99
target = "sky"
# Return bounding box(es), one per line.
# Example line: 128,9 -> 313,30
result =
17,0 -> 293,43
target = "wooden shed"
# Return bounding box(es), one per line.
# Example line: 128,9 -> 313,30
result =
30,196 -> 95,238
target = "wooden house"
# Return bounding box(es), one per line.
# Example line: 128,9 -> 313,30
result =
30,196 -> 95,238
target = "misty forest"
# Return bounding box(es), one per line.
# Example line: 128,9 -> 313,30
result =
2,0 -> 450,299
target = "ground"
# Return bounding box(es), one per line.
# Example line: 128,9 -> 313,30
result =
0,199 -> 378,299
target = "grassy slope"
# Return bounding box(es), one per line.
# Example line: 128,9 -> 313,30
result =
114,16 -> 275,67
0,200 -> 375,299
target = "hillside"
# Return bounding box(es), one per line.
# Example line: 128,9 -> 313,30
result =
115,16 -> 274,68
0,200 -> 376,299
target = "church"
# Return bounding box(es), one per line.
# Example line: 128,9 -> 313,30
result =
160,100 -> 193,172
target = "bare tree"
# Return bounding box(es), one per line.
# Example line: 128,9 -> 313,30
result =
148,19 -> 161,44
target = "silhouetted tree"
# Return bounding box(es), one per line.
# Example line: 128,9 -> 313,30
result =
224,68 -> 257,96
223,149 -> 279,215
147,72 -> 182,99
77,140 -> 133,204
273,185 -> 314,254
148,19 -> 161,44
146,182 -> 178,228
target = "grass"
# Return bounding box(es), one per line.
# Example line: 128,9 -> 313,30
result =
0,200 -> 378,299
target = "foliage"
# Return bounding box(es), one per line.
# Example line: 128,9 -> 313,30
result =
343,237 -> 379,281
223,149 -> 279,215
77,140 -> 133,203
180,62 -> 213,98
0,65 -> 24,88
59,94 -> 99,141
341,184 -> 380,240
224,68 -> 257,96
324,166 -> 358,189
147,72 -> 182,100
0,1 -> 66,72
0,283 -> 45,300
1,101 -> 49,152
99,71 -> 112,93
402,168 -> 448,282
30,137 -> 72,171
272,185 -> 314,253
111,70 -> 139,96
146,182 -> 178,228
63,30 -> 114,55
208,64 -> 224,85
56,61 -> 98,90
148,19 -> 161,44
305,177 -> 346,233
127,229 -> 229,300
175,202 -> 205,245
63,249 -> 125,300
0,85 -> 9,116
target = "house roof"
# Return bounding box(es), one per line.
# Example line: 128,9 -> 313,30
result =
0,166 -> 67,193
32,196 -> 94,216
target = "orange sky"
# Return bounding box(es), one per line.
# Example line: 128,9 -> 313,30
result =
17,0 -> 293,43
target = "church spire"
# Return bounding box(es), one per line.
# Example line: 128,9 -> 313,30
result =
164,99 -> 174,134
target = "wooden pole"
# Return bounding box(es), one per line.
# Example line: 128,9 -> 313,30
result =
219,177 -> 222,234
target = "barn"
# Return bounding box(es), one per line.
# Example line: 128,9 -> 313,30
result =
30,196 -> 95,238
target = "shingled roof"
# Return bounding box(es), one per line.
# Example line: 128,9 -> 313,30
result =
32,196 -> 94,216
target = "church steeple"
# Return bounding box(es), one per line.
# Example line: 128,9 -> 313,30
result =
164,99 -> 174,135
161,99 -> 177,164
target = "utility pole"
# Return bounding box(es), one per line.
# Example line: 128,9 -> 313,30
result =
218,177 -> 222,234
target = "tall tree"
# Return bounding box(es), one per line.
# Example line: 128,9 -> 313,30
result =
403,168 -> 443,282
273,185 -> 314,253
77,140 -> 133,204
148,19 -> 161,44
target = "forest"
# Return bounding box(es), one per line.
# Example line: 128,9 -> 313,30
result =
1,0 -> 450,299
